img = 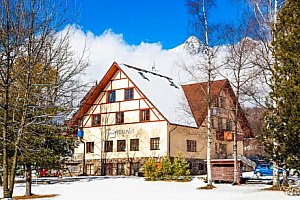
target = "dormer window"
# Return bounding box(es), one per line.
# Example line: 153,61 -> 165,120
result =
125,88 -> 134,100
107,90 -> 116,103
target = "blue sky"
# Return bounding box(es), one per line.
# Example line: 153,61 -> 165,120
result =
78,0 -> 245,49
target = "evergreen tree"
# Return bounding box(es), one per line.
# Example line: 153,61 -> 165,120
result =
172,153 -> 190,179
262,0 -> 300,173
144,157 -> 157,181
161,156 -> 172,180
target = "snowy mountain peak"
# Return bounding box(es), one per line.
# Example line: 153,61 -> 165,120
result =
185,35 -> 200,44
182,36 -> 204,55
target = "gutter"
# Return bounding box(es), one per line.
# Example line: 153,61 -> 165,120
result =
168,124 -> 177,157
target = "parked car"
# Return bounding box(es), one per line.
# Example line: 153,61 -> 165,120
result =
288,168 -> 300,177
254,164 -> 283,177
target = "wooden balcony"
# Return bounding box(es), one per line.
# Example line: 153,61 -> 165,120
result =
216,129 -> 244,141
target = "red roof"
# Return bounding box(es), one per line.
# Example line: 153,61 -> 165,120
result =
182,79 -> 253,138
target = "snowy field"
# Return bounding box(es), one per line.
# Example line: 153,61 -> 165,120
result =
1,177 -> 299,200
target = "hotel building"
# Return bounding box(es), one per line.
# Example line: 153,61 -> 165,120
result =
67,62 -> 252,176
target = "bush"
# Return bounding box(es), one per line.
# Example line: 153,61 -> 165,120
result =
144,154 -> 191,181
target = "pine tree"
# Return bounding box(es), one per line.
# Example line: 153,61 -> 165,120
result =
144,157 -> 157,181
262,0 -> 300,175
161,156 -> 172,180
172,153 -> 190,179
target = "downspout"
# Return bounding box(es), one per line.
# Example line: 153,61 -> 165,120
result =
168,124 -> 177,157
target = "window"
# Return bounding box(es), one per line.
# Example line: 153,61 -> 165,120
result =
86,164 -> 94,175
220,97 -> 226,108
212,107 -> 220,116
187,140 -> 197,152
107,90 -> 116,103
116,112 -> 124,124
86,142 -> 94,153
226,120 -> 232,130
125,88 -> 134,100
130,139 -> 139,151
216,131 -> 224,140
220,144 -> 227,154
104,141 -> 113,152
217,118 -> 223,130
214,96 -> 225,108
222,118 -> 227,129
117,163 -> 126,175
214,97 -> 219,107
211,118 -> 215,129
92,115 -> 101,126
117,140 -> 126,152
150,137 -> 160,150
215,143 -> 227,158
140,109 -> 150,122
199,163 -> 204,171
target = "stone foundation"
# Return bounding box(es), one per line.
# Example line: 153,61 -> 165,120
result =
65,157 -> 206,176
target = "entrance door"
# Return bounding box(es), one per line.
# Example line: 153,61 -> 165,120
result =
130,162 -> 139,176
105,163 -> 113,176
117,163 -> 125,175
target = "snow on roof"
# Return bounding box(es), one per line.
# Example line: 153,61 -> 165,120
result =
118,63 -> 197,128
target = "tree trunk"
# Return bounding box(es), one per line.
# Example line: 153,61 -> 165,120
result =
25,163 -> 33,196
2,105 -> 12,199
206,69 -> 213,186
207,104 -> 213,186
2,0 -> 12,196
282,168 -> 288,186
233,125 -> 238,185
272,162 -> 280,188
233,82 -> 240,185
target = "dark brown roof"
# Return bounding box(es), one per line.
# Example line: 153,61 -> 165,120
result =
182,79 -> 253,138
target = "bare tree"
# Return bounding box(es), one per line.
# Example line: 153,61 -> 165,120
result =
185,0 -> 226,187
0,0 -> 88,198
219,16 -> 262,184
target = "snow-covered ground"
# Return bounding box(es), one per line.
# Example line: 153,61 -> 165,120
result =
1,177 -> 299,200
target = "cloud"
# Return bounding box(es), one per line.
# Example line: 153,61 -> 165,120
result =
66,25 -> 268,107
67,25 -> 193,85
